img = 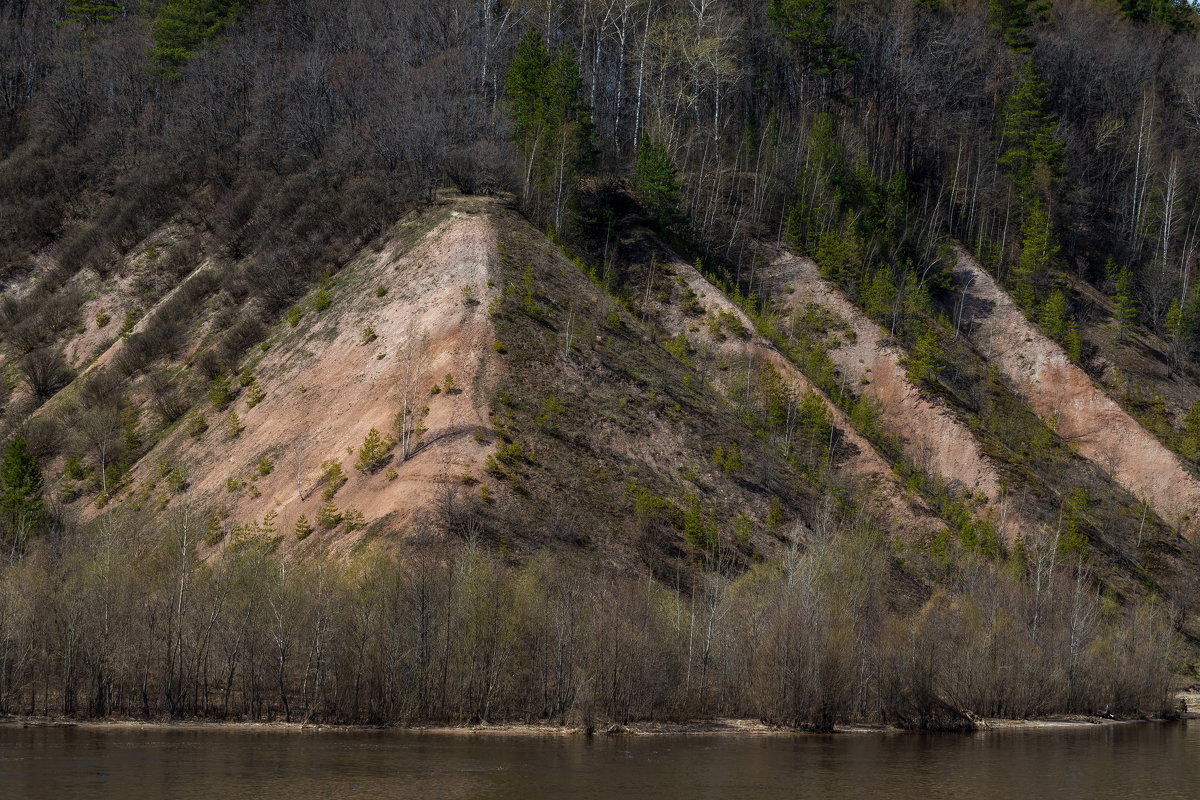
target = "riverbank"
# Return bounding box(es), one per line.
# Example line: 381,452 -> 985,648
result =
3,711 -> 1191,737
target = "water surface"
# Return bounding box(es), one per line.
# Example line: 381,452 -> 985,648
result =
0,720 -> 1195,799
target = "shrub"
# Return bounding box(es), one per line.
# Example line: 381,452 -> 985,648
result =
238,368 -> 255,387
186,411 -> 208,438
246,381 -> 266,407
493,339 -> 507,354
375,286 -> 388,297
355,427 -> 395,473
287,305 -> 302,327
443,373 -> 456,393
226,411 -> 242,439
95,307 -> 111,328
361,326 -> 377,344
258,456 -> 274,476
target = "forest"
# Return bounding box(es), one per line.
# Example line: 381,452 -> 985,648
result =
0,0 -> 1198,727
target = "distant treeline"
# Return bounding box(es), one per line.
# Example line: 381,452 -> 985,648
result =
0,515 -> 1174,731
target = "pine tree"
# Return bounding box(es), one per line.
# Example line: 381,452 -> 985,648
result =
1012,200 -> 1058,309
0,438 -> 45,546
1039,289 -> 1068,341
152,0 -> 246,74
1112,262 -> 1139,336
505,29 -> 595,232
906,326 -> 945,385
1183,398 -> 1200,461
65,2 -> 126,25
768,0 -> 857,74
987,0 -> 1049,51
999,61 -> 1064,200
633,137 -> 683,231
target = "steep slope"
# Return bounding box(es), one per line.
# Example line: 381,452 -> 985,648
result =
954,247 -> 1200,535
90,199 -> 499,552
44,194 -> 829,574
649,244 -> 942,541
765,251 -> 1029,540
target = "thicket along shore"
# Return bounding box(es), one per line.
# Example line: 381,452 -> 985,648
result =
0,524 -> 1175,734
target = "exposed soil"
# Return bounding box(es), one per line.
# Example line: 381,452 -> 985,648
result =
656,251 -> 943,541
95,198 -> 502,551
764,252 -> 1028,539
954,247 -> 1200,535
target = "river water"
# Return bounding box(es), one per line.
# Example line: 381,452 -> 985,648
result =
0,720 -> 1195,799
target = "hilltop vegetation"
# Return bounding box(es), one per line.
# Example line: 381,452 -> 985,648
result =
0,0 -> 1198,727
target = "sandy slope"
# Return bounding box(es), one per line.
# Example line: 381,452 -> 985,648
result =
954,247 -> 1200,534
101,199 -> 501,551
658,252 -> 942,540
766,252 -> 1033,540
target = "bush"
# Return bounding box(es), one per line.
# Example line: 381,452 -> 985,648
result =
287,305 -> 302,327
186,411 -> 208,438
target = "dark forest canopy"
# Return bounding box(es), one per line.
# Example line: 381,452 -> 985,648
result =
3,0 -> 1200,331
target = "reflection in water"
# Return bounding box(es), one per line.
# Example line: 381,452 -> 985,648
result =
0,721 -> 1195,799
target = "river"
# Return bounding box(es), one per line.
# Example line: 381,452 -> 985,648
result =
0,720 -> 1195,798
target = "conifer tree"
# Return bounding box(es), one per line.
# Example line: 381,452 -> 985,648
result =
505,29 -> 595,232
152,0 -> 246,74
1012,201 -> 1058,309
65,2 -> 126,25
0,438 -> 45,547
987,0 -> 1049,51
633,137 -> 683,232
768,0 -> 857,73
1111,260 -> 1139,337
999,61 -> 1064,201
1183,398 -> 1200,461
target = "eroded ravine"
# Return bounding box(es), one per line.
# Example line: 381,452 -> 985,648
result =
766,251 -> 1034,541
954,247 -> 1200,535
656,251 -> 943,541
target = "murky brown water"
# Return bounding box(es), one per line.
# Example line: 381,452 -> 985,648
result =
0,720 -> 1195,799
